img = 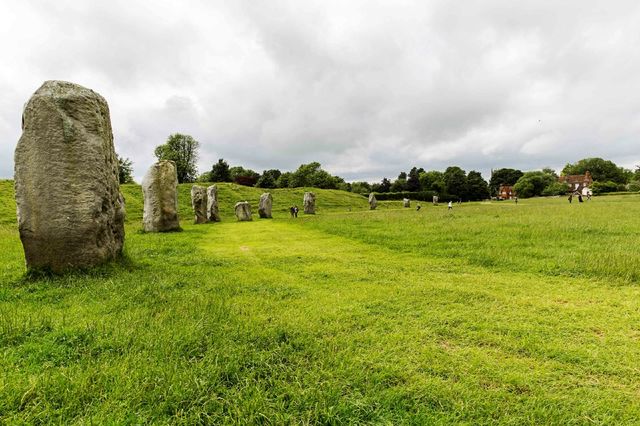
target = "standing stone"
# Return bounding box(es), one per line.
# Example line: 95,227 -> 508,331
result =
433,195 -> 439,206
142,160 -> 180,232
369,193 -> 377,210
235,201 -> 252,221
14,80 -> 125,273
303,192 -> 316,214
206,185 -> 221,222
191,185 -> 207,224
403,198 -> 410,208
258,193 -> 273,218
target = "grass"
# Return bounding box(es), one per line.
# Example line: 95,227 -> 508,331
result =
1,180 -> 640,423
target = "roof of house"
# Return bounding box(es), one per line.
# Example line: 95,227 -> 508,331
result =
558,171 -> 592,184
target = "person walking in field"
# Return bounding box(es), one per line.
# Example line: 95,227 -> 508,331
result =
293,205 -> 299,218
448,201 -> 453,210
515,196 -> 518,204
568,194 -> 573,204
289,206 -> 295,217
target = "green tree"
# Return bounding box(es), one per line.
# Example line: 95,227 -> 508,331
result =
350,181 -> 371,195
390,172 -> 408,192
444,166 -> 467,199
289,162 -> 343,189
256,169 -> 282,188
390,179 -> 407,192
542,167 -> 558,178
513,170 -> 556,198
628,180 -> 640,192
419,171 -> 446,194
229,166 -> 260,187
154,133 -> 199,183
407,167 -> 422,192
196,171 -> 212,182
380,178 -> 391,193
562,158 -> 627,183
372,178 -> 392,193
591,181 -> 621,194
276,172 -> 292,188
210,158 -> 232,182
116,154 -> 134,184
489,168 -> 523,196
466,171 -> 490,201
541,181 -> 570,196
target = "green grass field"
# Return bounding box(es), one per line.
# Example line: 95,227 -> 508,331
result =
1,179 -> 640,424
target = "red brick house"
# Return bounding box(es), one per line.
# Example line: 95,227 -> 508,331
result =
558,171 -> 593,195
498,185 -> 515,200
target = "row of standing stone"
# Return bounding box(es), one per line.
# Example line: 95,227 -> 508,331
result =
367,194 -> 439,210
141,159 -> 318,232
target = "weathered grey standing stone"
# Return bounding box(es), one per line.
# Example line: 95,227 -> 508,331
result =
235,201 -> 252,221
206,185 -> 221,222
433,195 -> 439,206
142,160 -> 180,232
403,198 -> 410,208
191,185 -> 207,224
303,192 -> 316,214
14,80 -> 125,273
258,193 -> 273,218
369,193 -> 377,210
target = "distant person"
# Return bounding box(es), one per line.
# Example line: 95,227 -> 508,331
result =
578,194 -> 583,203
448,201 -> 453,210
514,197 -> 518,204
293,205 -> 299,218
289,206 -> 295,218
568,194 -> 573,204
416,204 -> 421,211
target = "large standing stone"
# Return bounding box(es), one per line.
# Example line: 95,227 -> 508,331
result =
235,201 -> 252,221
258,193 -> 273,218
303,192 -> 316,214
369,193 -> 377,210
14,80 -> 125,273
142,160 -> 181,232
191,185 -> 207,224
403,198 -> 410,208
206,185 -> 221,222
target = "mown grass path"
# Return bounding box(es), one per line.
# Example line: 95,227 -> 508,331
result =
1,194 -> 640,423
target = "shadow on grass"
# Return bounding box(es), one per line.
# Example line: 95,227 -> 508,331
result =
15,252 -> 139,287
134,226 -> 184,234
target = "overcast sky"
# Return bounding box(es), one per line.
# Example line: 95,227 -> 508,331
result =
1,1 -> 639,182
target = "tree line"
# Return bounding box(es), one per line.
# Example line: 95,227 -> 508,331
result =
117,133 -> 640,199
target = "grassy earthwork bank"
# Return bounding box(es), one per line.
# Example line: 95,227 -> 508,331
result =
1,179 -> 640,423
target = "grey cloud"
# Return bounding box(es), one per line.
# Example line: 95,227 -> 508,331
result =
1,0 -> 639,183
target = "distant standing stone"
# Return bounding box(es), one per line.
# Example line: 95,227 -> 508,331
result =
14,80 -> 125,273
433,195 -> 439,206
258,193 -> 273,218
369,193 -> 377,210
235,201 -> 252,221
142,160 -> 181,232
303,192 -> 316,214
403,198 -> 410,208
206,185 -> 221,222
191,185 -> 207,224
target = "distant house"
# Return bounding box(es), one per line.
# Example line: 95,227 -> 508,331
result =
558,171 -> 593,195
498,185 -> 515,200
